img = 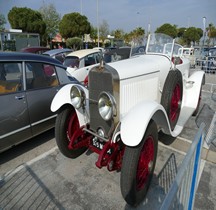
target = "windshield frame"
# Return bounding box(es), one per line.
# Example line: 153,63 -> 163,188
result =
130,33 -> 183,58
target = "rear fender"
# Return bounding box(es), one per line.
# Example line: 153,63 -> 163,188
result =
183,70 -> 205,109
120,101 -> 170,147
51,84 -> 89,126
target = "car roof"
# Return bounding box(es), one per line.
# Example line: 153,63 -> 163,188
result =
66,49 -> 100,58
43,48 -> 73,56
20,46 -> 50,53
0,52 -> 64,66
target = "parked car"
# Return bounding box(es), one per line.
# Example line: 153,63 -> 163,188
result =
179,47 -> 196,68
63,49 -> 102,83
43,48 -> 73,63
104,46 -> 117,52
201,47 -> 216,73
20,46 -> 50,54
93,47 -> 105,53
51,33 -> 205,206
103,47 -> 131,63
0,52 -> 78,153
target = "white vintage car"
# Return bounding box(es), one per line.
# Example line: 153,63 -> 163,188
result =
51,33 -> 205,206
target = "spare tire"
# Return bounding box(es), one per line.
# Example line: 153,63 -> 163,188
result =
161,70 -> 183,130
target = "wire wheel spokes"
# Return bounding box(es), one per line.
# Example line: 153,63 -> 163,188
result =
136,136 -> 154,191
170,83 -> 181,122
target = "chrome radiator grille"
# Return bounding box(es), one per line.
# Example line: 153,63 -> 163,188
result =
89,65 -> 119,138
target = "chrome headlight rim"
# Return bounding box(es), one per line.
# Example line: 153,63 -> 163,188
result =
70,85 -> 85,109
98,91 -> 116,121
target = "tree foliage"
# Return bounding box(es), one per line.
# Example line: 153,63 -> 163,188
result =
183,27 -> 202,46
155,23 -> 177,38
8,7 -> 46,35
177,27 -> 186,38
112,29 -> 125,39
39,3 -> 61,43
66,37 -> 83,50
0,13 -> 6,31
59,12 -> 91,39
206,23 -> 216,46
90,26 -> 98,43
124,27 -> 145,45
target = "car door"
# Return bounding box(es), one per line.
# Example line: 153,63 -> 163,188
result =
0,61 -> 31,152
24,61 -> 60,136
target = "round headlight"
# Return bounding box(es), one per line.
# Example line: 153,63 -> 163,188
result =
70,85 -> 85,109
98,92 -> 116,121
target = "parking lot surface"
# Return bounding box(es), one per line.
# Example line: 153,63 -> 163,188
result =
0,144 -> 189,209
0,67 -> 216,210
0,140 -> 215,210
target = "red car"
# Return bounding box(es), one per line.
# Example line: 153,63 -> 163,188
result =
20,46 -> 50,54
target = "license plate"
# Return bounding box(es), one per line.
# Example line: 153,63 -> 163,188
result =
91,137 -> 112,154
92,137 -> 104,150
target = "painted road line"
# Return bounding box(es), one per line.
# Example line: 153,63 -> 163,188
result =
2,146 -> 58,180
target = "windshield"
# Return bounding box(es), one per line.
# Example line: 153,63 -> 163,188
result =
103,48 -> 131,63
63,56 -> 80,68
130,33 -> 182,57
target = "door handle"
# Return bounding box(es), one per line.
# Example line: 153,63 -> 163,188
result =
15,95 -> 25,100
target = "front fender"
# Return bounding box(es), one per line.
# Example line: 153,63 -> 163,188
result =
51,84 -> 74,112
120,101 -> 170,147
51,83 -> 89,126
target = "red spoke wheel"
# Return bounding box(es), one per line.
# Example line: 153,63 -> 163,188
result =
136,136 -> 155,191
120,120 -> 158,207
161,70 -> 183,130
169,83 -> 181,122
55,107 -> 87,158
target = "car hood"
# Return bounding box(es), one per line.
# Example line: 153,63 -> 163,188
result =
107,54 -> 171,80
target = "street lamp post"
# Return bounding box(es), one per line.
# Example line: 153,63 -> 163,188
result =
80,0 -> 83,15
203,16 -> 206,46
97,0 -> 100,47
137,12 -> 140,28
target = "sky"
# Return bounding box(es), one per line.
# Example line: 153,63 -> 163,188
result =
0,0 -> 216,33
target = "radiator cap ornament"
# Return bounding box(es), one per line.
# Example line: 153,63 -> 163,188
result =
98,56 -> 104,72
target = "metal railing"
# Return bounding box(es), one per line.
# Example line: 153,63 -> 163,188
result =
160,123 -> 205,210
196,58 -> 216,73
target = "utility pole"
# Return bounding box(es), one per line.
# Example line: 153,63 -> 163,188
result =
203,17 -> 206,46
97,0 -> 100,47
80,0 -> 83,15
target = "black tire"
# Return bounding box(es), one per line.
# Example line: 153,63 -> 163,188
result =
161,70 -> 183,130
55,107 -> 87,158
120,120 -> 158,207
